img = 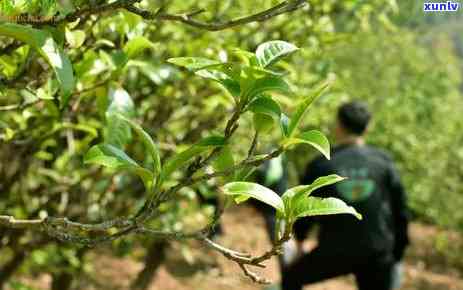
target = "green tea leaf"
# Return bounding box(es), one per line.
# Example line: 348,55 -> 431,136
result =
282,174 -> 346,215
115,114 -> 161,176
160,135 -> 226,183
287,82 -> 330,137
111,50 -> 129,69
84,144 -> 154,190
293,196 -> 362,220
195,69 -> 241,97
123,36 -> 156,59
253,113 -> 274,133
283,130 -> 330,159
104,86 -> 135,148
0,23 -> 75,106
243,75 -> 291,101
168,57 -> 221,71
247,95 -> 281,120
232,48 -> 258,66
212,146 -> 234,173
255,40 -> 299,68
222,182 -> 285,213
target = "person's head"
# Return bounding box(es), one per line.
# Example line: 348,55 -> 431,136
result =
335,101 -> 371,142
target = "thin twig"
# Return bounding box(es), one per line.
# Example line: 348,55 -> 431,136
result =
248,131 -> 259,158
0,99 -> 40,112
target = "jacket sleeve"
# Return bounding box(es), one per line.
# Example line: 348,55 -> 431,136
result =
387,162 -> 410,261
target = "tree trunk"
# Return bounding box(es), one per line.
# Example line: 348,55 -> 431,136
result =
50,247 -> 87,290
51,272 -> 73,290
0,251 -> 26,290
131,240 -> 168,290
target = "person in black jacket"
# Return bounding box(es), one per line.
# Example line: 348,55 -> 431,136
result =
281,101 -> 410,290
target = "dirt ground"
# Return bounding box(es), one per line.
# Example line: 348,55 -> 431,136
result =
12,205 -> 463,290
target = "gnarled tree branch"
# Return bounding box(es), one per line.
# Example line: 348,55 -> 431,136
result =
16,0 -> 307,31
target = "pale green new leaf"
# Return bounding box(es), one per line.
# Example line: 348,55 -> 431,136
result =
282,174 -> 346,215
84,144 -> 154,190
255,40 -> 299,68
283,130 -> 330,159
222,182 -> 285,213
0,23 -> 75,106
293,196 -> 362,220
287,82 -> 330,137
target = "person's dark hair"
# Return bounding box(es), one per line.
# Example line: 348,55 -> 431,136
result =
337,101 -> 371,135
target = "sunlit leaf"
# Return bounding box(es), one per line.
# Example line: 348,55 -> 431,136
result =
222,182 -> 285,213
283,130 -> 330,159
282,174 -> 346,215
293,196 -> 362,220
255,40 -> 299,68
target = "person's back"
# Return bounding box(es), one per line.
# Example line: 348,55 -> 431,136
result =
299,144 -> 405,256
282,101 -> 409,290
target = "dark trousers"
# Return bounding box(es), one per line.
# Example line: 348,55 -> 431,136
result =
282,246 -> 394,290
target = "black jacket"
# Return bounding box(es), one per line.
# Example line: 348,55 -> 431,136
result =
294,144 -> 410,261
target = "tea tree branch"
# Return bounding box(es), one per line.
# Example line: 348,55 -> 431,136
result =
18,0 -> 307,31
